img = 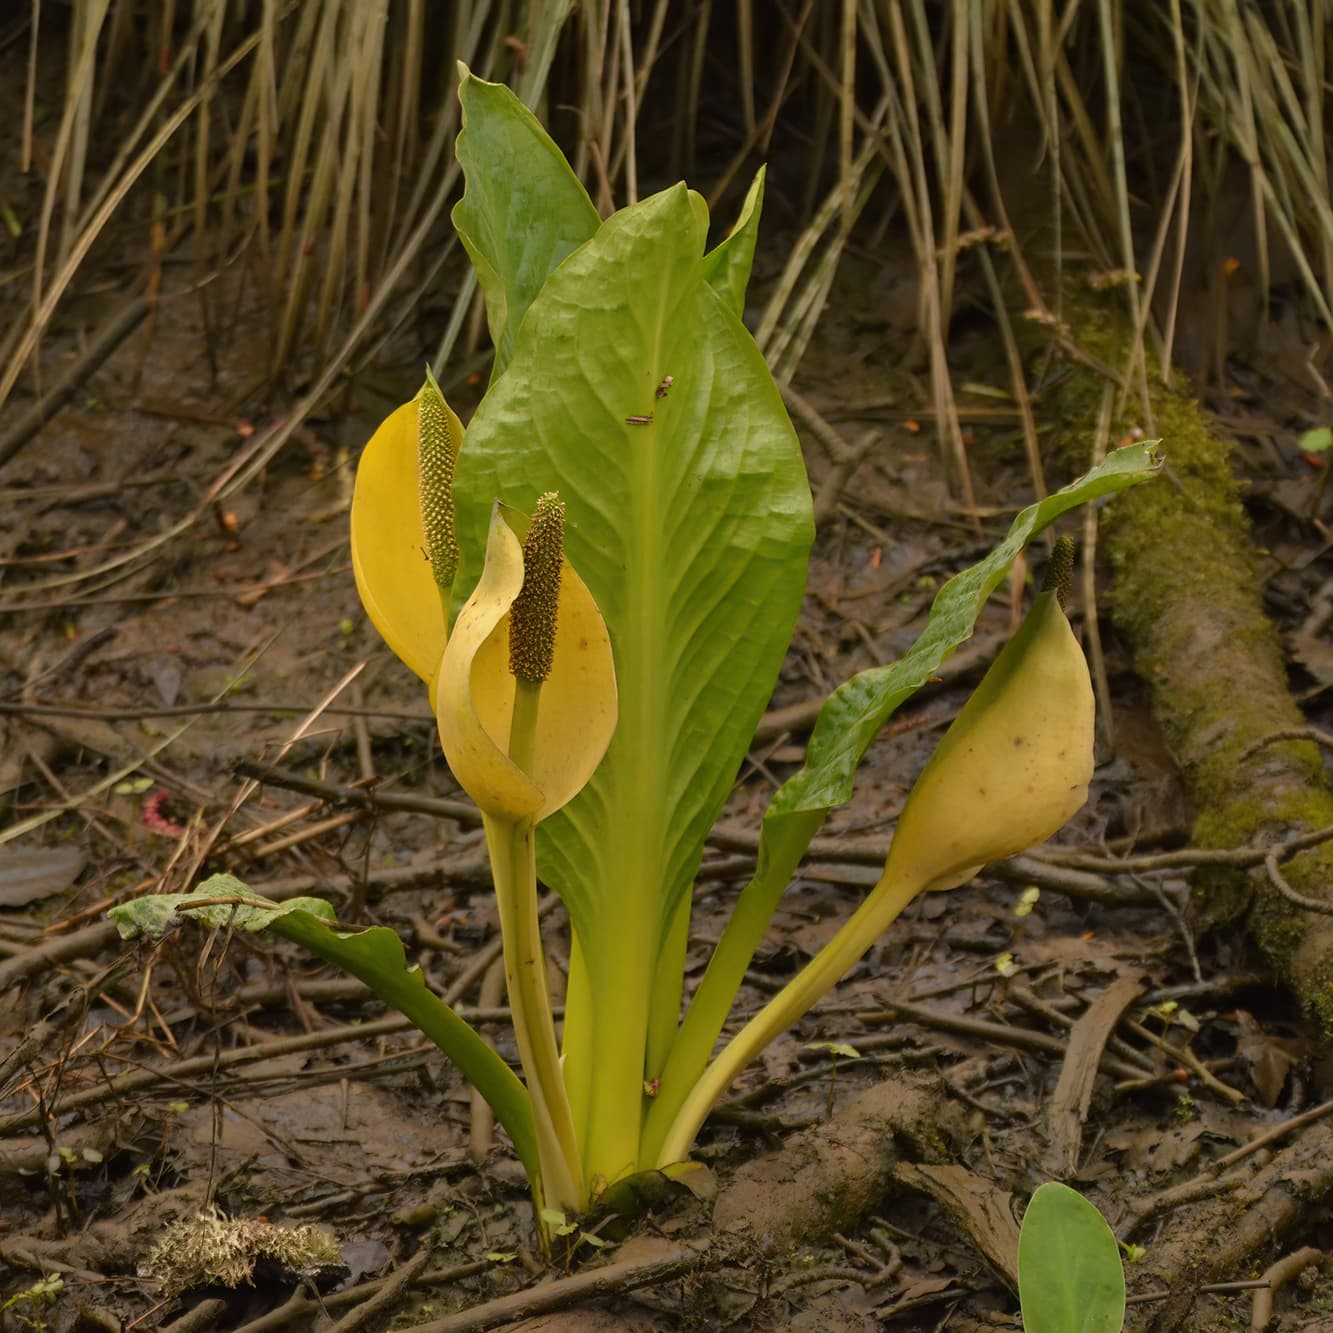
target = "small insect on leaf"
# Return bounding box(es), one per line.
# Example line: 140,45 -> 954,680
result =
625,414 -> 654,426
655,375 -> 674,399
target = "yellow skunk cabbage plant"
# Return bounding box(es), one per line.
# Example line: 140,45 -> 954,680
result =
111,72 -> 1160,1237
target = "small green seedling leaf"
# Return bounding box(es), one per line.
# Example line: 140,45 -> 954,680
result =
1299,426 -> 1332,454
539,1208 -> 579,1237
1,1274 -> 63,1316
113,776 -> 154,795
1014,886 -> 1041,917
1018,1182 -> 1125,1333
805,1041 -> 859,1059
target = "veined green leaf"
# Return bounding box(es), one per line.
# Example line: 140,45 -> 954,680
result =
643,442 -> 1161,1163
700,168 -> 766,319
452,182 -> 813,1182
781,443 -> 1157,824
1018,1182 -> 1126,1333
109,876 -> 538,1180
108,881 -> 337,935
452,68 -> 600,382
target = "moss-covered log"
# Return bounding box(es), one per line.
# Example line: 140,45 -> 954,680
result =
1044,294 -> 1333,1029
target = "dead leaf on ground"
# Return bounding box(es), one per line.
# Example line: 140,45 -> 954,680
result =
0,844 -> 86,908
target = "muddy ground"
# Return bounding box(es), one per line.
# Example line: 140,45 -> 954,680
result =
3,156 -> 1333,1332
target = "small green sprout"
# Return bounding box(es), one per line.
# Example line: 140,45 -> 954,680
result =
1013,886 -> 1041,917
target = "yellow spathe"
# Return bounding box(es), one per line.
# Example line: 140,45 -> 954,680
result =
436,504 -> 617,823
350,391 -> 463,686
886,588 -> 1095,895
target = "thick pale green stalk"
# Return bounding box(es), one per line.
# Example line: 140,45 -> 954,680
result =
654,864 -> 920,1168
644,888 -> 692,1083
508,677 -> 543,772
561,923 -> 594,1151
561,412 -> 668,1192
572,907 -> 654,1191
639,815 -> 819,1167
483,810 -> 584,1212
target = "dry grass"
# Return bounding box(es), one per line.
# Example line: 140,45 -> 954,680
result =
4,1 -> 1330,502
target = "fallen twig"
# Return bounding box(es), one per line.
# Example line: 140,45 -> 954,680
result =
866,997 -> 1147,1082
0,295 -> 151,469
394,1241 -> 707,1333
329,1241 -> 435,1332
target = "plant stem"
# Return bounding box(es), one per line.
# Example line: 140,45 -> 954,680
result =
567,887 -> 654,1192
494,674 -> 583,1213
654,864 -> 921,1167
639,813 -> 818,1167
268,911 -> 540,1183
485,812 -> 585,1213
562,923 -> 594,1149
508,677 -> 542,772
644,887 -> 691,1083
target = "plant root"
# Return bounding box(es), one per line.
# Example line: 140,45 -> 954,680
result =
1122,1114 -> 1333,1331
710,1074 -> 960,1251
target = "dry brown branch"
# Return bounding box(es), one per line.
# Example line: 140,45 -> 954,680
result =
395,1240 -> 706,1333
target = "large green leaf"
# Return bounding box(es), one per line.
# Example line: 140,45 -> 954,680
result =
642,442 -> 1161,1161
451,182 -> 814,1179
452,69 -> 600,381
109,876 -> 537,1179
1018,1182 -> 1126,1333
